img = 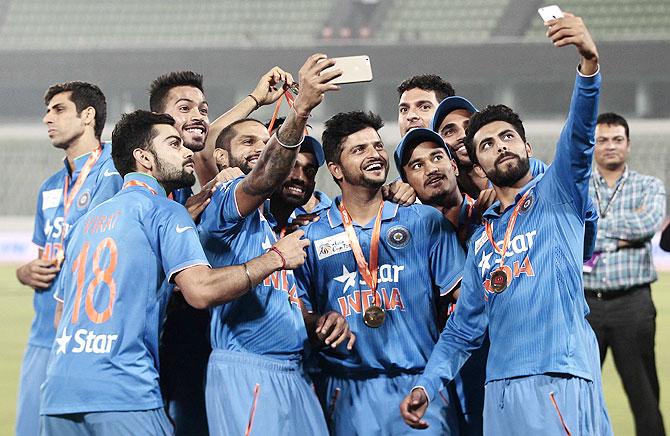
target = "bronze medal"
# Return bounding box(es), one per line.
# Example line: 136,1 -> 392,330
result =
490,268 -> 508,293
363,305 -> 386,328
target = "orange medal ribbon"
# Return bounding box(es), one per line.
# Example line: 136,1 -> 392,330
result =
123,179 -> 158,195
484,189 -> 532,292
53,146 -> 103,266
338,201 -> 386,327
267,88 -> 309,136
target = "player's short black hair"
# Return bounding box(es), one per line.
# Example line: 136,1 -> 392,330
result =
322,111 -> 384,165
215,118 -> 266,151
149,71 -> 204,112
597,112 -> 629,139
464,104 -> 526,166
397,74 -> 455,103
112,110 -> 175,177
44,81 -> 107,139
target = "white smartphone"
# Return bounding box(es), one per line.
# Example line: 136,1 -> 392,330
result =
322,55 -> 373,85
538,5 -> 563,22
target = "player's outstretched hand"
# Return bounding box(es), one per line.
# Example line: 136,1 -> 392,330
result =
250,66 -> 296,107
16,258 -> 60,290
400,388 -> 430,429
271,230 -> 310,270
292,54 -> 342,116
316,311 -> 356,350
545,13 -> 598,74
382,179 -> 416,206
212,167 -> 244,184
285,213 -> 321,234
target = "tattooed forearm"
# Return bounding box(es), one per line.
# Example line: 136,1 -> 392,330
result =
242,110 -> 307,198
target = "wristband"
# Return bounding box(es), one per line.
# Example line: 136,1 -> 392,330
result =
268,246 -> 287,270
273,131 -> 304,149
242,262 -> 253,290
247,94 -> 260,110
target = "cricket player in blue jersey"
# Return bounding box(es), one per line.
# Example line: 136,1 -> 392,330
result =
15,82 -> 121,436
198,54 -> 354,436
293,110 -> 466,435
40,110 -> 308,435
430,95 -> 599,261
401,14 -> 612,435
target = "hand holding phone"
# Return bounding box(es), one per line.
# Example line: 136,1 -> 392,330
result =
321,55 -> 373,85
538,5 -> 563,22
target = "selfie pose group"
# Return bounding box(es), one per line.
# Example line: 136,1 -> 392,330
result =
14,10 -> 667,436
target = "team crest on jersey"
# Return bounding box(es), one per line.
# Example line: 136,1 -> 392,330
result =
315,232 -> 351,260
76,189 -> 91,210
386,225 -> 410,249
519,192 -> 534,214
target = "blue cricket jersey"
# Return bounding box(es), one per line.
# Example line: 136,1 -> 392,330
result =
30,142 -> 121,349
295,199 -> 465,376
416,70 -> 601,400
197,176 -> 308,361
41,173 -> 209,414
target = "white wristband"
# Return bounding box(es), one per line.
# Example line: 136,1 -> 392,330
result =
274,131 -> 305,149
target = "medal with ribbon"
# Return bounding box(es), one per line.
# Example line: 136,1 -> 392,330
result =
338,200 -> 385,328
484,189 -> 532,293
53,146 -> 103,268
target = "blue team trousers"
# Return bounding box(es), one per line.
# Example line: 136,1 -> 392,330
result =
484,374 -> 612,436
205,350 -> 328,436
40,408 -> 173,436
319,372 -> 460,436
16,344 -> 50,436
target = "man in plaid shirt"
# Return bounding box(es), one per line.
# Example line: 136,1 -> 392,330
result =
584,112 -> 666,436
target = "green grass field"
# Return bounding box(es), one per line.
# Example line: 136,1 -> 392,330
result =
1,265 -> 668,435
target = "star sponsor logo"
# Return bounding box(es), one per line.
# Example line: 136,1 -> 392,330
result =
175,225 -> 193,234
334,265 -> 358,294
56,327 -> 72,354
314,232 -> 351,260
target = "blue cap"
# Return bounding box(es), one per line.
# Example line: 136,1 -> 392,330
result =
430,96 -> 479,132
394,128 -> 451,181
301,135 -> 325,167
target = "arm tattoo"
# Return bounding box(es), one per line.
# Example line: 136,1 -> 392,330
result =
242,110 -> 308,197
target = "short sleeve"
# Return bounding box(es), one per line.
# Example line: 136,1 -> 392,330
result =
152,203 -> 210,283
198,176 -> 247,242
32,186 -> 47,248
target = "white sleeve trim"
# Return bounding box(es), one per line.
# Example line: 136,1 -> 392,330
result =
168,262 -> 211,284
413,385 -> 431,404
440,276 -> 463,297
577,64 -> 600,78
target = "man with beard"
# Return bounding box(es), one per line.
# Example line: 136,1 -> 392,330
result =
148,68 -> 290,435
40,110 -> 308,435
197,54 -> 354,435
293,111 -> 465,435
401,13 -> 612,435
15,81 -> 122,436
397,74 -> 455,137
431,96 -> 598,261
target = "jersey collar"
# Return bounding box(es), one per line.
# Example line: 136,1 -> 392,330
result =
326,196 -> 399,229
123,172 -> 168,197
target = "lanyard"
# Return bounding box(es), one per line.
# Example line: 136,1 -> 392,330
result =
53,146 -> 102,266
62,146 -> 102,218
338,201 -> 384,297
123,179 -> 158,195
592,176 -> 626,218
484,189 -> 532,268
